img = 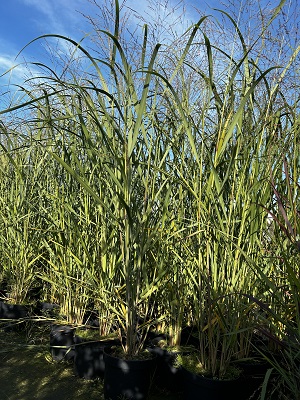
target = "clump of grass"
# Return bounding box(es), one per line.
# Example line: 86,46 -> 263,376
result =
0,0 -> 299,396
176,353 -> 241,380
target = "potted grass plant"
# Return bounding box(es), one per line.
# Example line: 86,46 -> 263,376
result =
178,351 -> 242,400
0,0 -> 295,398
147,227 -> 197,392
0,139 -> 46,328
248,155 -> 300,398
13,1 -> 190,396
178,275 -> 245,400
23,2 -> 210,396
163,10 -> 284,399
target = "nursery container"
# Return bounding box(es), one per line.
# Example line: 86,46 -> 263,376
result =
39,302 -> 60,313
237,358 -> 271,399
74,338 -> 119,379
147,343 -> 196,392
0,301 -> 29,331
50,324 -> 75,361
182,367 -> 242,400
0,301 -> 29,319
147,346 -> 183,391
103,347 -> 157,400
179,326 -> 199,346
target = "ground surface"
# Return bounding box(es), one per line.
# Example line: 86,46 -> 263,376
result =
0,322 -> 181,400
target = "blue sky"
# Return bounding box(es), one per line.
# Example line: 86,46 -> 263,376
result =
0,0 -> 297,109
0,0 -> 93,96
0,0 -> 210,96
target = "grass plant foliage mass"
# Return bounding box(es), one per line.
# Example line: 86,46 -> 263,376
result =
175,352 -> 241,381
0,0 -> 300,398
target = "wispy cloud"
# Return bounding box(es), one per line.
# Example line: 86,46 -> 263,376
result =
12,0 -> 92,72
0,0 -> 200,90
0,53 -> 42,88
20,0 -> 91,37
0,53 -> 42,109
20,0 -> 197,42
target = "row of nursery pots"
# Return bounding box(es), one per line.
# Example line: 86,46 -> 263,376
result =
49,324 -> 272,400
0,299 -> 60,319
0,298 -> 274,400
0,298 -> 275,400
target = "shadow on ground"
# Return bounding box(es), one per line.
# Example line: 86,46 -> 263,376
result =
0,324 -> 181,400
0,328 -> 103,400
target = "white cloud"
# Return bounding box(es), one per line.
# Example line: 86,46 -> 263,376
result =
0,56 -> 29,81
3,0 -> 200,83
21,0 -> 66,33
0,53 -> 42,88
16,0 -> 199,57
20,0 -> 91,37
14,0 -> 92,72
0,56 -> 14,71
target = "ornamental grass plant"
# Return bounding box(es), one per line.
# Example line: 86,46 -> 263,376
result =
0,0 -> 299,396
0,134 -> 46,304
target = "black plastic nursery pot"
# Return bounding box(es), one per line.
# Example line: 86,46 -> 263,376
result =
0,301 -> 29,319
74,339 -> 118,380
50,324 -> 75,361
0,301 -> 29,331
147,346 -> 183,392
237,359 -> 271,400
181,367 -> 242,400
38,302 -> 60,314
145,331 -> 167,346
103,347 -> 157,400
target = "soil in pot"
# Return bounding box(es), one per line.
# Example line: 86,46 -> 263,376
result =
103,347 -> 157,400
50,324 -> 75,361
